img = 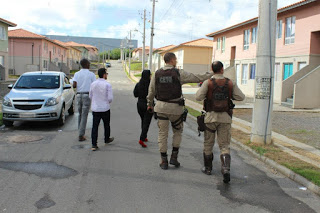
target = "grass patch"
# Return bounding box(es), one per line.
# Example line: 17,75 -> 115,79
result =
290,129 -> 312,134
0,113 -> 2,126
9,75 -> 20,79
187,83 -> 199,87
70,70 -> 79,75
185,106 -> 202,118
127,62 -> 147,71
134,73 -> 142,77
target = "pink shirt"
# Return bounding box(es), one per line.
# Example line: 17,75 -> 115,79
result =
89,78 -> 113,112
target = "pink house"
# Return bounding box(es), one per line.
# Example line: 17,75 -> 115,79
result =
8,29 -> 69,76
206,0 -> 320,108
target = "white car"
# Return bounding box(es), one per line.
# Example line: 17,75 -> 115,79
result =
2,71 -> 75,126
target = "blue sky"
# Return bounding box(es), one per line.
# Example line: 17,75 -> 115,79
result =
1,0 -> 299,48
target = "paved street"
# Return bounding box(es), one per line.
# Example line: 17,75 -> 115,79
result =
0,63 -> 320,213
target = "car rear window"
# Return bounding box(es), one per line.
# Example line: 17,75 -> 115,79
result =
14,75 -> 60,89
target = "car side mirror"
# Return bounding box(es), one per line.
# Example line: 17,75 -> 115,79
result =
8,84 -> 13,89
63,84 -> 72,90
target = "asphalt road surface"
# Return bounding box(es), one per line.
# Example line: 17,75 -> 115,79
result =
0,62 -> 319,213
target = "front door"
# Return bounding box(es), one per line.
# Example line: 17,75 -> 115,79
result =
283,63 -> 293,80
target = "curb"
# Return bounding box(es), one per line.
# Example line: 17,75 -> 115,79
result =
185,108 -> 320,196
231,138 -> 320,196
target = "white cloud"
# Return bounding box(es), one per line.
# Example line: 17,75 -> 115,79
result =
1,0 -> 301,49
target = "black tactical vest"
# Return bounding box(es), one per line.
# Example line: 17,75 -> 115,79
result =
155,68 -> 182,101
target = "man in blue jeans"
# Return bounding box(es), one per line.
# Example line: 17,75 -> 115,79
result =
89,68 -> 114,151
72,59 -> 96,141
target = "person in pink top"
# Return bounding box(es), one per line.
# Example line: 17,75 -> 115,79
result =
89,68 -> 114,151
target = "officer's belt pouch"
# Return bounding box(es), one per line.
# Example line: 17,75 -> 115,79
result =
197,113 -> 216,136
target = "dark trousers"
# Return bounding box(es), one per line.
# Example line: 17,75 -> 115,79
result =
137,101 -> 153,141
91,110 -> 110,146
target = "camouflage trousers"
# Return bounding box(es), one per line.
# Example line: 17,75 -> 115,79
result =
204,123 -> 231,155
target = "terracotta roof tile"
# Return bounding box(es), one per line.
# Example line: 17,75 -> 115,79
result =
0,17 -> 17,27
8,29 -> 67,49
180,38 -> 212,47
8,28 -> 45,39
156,44 -> 175,51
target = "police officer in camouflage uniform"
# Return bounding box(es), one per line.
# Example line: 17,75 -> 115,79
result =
147,52 -> 213,170
195,61 -> 245,183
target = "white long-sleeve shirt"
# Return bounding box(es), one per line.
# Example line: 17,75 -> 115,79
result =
89,78 -> 113,112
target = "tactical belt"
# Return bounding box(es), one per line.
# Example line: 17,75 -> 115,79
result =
77,92 -> 89,94
160,100 -> 181,104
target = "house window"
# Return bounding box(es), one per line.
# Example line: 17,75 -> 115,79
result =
244,29 -> 250,50
53,46 -> 56,54
298,62 -> 307,71
43,60 -> 48,68
58,48 -> 61,56
217,38 -> 221,50
285,16 -> 295,44
251,27 -> 257,44
242,64 -> 248,84
276,20 -> 282,39
283,63 -> 293,80
250,64 -> 256,79
0,26 -> 6,40
274,63 -> 280,81
0,56 -> 4,66
222,36 -> 226,53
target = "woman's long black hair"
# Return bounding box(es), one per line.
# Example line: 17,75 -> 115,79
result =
138,69 -> 151,99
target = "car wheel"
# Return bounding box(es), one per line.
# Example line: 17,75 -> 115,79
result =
68,98 -> 75,115
3,120 -> 14,127
57,106 -> 66,126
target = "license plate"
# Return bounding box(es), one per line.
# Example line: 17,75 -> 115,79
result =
20,113 -> 36,118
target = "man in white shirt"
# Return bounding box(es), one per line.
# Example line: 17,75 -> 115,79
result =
89,68 -> 114,151
72,59 -> 96,141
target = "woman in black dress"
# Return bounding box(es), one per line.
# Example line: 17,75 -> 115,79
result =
134,70 -> 153,148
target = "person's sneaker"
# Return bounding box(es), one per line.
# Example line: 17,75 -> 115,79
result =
91,146 -> 99,151
105,137 -> 114,144
79,136 -> 86,141
139,140 -> 147,148
144,138 -> 148,142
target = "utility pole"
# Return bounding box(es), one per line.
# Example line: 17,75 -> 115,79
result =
129,31 -> 132,76
108,49 -> 110,61
142,9 -> 146,71
251,0 -> 277,145
148,0 -> 156,71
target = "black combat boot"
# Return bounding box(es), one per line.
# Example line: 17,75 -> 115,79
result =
159,153 -> 168,170
220,154 -> 231,183
201,153 -> 213,175
169,148 -> 180,168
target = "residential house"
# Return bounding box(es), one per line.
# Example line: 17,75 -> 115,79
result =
53,40 -> 81,70
158,38 -> 213,74
8,29 -> 69,75
0,18 -> 17,81
132,46 -> 150,62
81,44 -> 99,62
64,41 -> 89,59
151,44 -> 175,72
206,0 -> 320,109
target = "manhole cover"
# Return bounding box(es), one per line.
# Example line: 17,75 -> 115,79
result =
7,135 -> 43,143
